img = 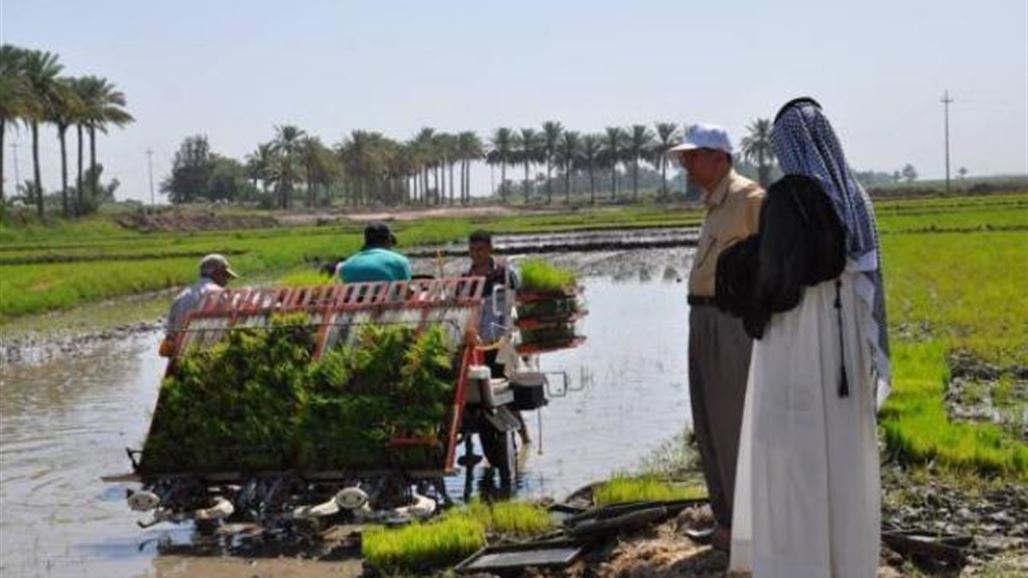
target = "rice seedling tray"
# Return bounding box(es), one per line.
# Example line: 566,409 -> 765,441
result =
135,278 -> 488,478
454,538 -> 590,574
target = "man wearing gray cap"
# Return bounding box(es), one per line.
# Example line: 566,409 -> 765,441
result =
159,254 -> 238,357
671,124 -> 765,550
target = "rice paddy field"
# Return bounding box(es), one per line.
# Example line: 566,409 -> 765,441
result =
1,193 -> 1025,478
0,206 -> 702,323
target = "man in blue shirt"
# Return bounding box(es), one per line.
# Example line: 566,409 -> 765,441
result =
339,222 -> 412,283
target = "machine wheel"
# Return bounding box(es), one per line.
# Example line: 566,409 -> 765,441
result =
480,426 -> 517,486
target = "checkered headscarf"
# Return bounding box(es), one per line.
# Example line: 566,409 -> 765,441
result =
771,98 -> 891,394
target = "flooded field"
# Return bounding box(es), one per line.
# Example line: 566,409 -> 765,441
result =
0,243 -> 695,578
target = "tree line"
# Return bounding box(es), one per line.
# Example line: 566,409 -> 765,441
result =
165,119 -> 780,209
0,44 -> 133,217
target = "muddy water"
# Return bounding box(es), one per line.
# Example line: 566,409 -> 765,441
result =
0,246 -> 695,578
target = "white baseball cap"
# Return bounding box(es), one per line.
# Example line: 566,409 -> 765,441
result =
668,123 -> 733,155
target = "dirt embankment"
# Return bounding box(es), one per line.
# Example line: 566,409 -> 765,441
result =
117,211 -> 279,232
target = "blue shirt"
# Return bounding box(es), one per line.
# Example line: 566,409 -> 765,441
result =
339,248 -> 412,283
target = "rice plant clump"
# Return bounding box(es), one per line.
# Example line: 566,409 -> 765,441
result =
593,475 -> 708,506
141,320 -> 458,474
464,500 -> 554,536
362,513 -> 487,573
361,501 -> 553,573
141,313 -> 316,474
518,258 -> 577,293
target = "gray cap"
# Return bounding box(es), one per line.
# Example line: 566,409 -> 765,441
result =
199,254 -> 239,278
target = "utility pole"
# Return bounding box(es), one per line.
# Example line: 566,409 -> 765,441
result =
941,90 -> 953,195
146,149 -> 155,209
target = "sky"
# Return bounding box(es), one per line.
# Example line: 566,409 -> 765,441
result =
2,0 -> 1027,203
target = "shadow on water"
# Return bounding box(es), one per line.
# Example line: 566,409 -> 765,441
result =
0,244 -> 695,577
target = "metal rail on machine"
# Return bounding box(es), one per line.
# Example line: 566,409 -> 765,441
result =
159,277 -> 486,476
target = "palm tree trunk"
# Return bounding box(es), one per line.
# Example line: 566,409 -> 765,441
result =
76,124 -> 84,214
459,160 -> 466,204
589,164 -> 596,205
89,125 -> 97,206
32,121 -> 43,218
661,157 -> 667,194
0,119 -> 6,205
546,160 -> 552,204
449,161 -> 455,205
631,157 -> 638,200
59,126 -> 69,217
564,161 -> 571,205
501,163 -> 507,202
610,163 -> 617,201
523,161 -> 530,204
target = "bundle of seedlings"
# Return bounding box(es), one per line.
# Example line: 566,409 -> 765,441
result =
362,501 -> 553,574
299,324 -> 458,471
516,258 -> 585,350
141,318 -> 459,475
141,313 -> 317,474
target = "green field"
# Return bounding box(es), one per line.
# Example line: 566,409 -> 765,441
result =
877,193 -> 1027,477
0,206 -> 703,323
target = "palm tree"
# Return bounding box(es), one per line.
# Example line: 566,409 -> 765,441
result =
540,120 -> 563,204
435,133 -> 458,205
21,49 -> 63,217
579,134 -> 602,205
0,45 -> 32,205
653,122 -> 680,195
272,125 -> 306,209
487,127 -> 514,202
76,76 -> 133,213
245,142 -> 277,193
602,126 -> 626,201
626,125 -> 655,202
48,79 -> 83,216
413,128 -> 437,204
557,131 -> 581,205
514,128 -> 542,204
740,118 -> 775,188
299,136 -> 339,207
456,131 -> 483,204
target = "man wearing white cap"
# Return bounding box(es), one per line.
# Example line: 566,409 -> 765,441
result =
671,124 -> 765,550
159,253 -> 239,357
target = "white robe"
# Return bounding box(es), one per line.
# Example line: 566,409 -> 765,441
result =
730,270 -> 881,578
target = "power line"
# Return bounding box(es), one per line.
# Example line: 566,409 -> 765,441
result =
941,90 -> 954,194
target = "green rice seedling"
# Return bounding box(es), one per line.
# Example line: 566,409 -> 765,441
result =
142,318 -> 460,474
518,258 -> 578,293
361,514 -> 487,573
880,342 -> 1028,479
593,475 -> 708,505
141,313 -> 316,474
478,501 -> 553,536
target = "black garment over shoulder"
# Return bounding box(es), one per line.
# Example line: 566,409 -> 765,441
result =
715,174 -> 846,339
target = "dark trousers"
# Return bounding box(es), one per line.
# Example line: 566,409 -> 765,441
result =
688,305 -> 753,528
